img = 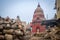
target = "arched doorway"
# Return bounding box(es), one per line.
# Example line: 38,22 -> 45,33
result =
36,27 -> 40,33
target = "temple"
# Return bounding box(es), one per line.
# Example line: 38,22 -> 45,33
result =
30,3 -> 46,33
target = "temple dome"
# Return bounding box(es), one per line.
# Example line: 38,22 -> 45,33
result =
34,3 -> 43,13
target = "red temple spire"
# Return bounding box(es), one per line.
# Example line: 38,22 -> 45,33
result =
30,3 -> 46,34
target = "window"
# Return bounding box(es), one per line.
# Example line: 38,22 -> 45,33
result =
58,7 -> 60,11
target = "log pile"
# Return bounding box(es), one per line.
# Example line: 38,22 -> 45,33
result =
0,16 -> 25,40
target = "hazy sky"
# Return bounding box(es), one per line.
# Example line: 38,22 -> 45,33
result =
0,0 -> 56,23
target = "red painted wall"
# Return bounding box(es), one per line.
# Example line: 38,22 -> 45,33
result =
30,23 -> 46,33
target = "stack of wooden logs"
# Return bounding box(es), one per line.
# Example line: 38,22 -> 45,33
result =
0,17 -> 25,40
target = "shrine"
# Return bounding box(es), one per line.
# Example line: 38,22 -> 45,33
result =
30,3 -> 46,33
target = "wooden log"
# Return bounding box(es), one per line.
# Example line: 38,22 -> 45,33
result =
0,35 -> 4,40
5,34 -> 13,40
0,29 -> 3,32
0,32 -> 2,35
11,26 -> 19,29
3,23 -> 12,29
14,38 -> 20,40
0,25 -> 3,30
3,29 -> 14,34
14,29 -> 23,36
4,26 -> 11,29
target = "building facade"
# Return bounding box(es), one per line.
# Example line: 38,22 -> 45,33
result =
30,3 -> 46,33
55,0 -> 60,19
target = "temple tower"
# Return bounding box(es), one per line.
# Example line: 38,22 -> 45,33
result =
30,3 -> 46,33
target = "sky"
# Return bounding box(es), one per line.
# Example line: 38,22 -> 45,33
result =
0,0 -> 56,23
